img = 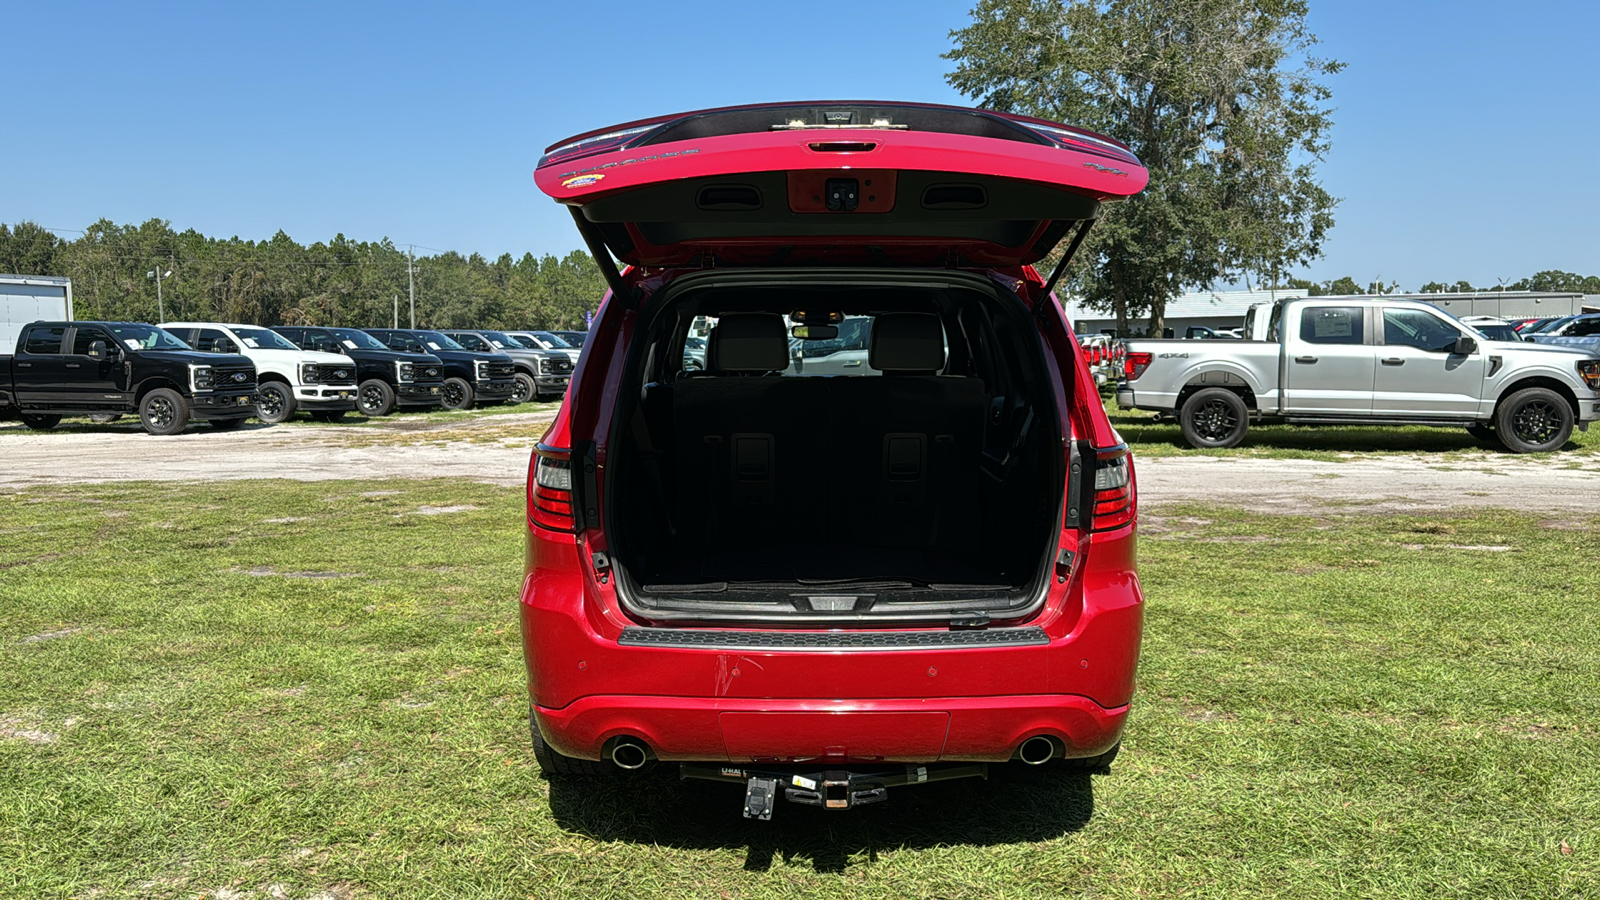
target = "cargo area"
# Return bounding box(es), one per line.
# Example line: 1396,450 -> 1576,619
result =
605,272 -> 1070,624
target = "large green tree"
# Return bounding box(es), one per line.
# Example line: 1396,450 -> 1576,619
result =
947,0 -> 1341,334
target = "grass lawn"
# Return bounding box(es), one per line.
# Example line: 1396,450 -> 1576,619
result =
1104,393 -> 1600,461
1,481 -> 1596,898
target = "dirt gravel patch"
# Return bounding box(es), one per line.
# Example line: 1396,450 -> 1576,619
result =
2,410 -> 1595,513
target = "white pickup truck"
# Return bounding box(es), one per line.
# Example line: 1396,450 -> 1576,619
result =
1116,297 -> 1600,453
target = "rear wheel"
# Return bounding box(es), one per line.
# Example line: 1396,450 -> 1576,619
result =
1060,741 -> 1120,775
510,372 -> 536,405
309,410 -> 347,423
139,388 -> 190,436
1495,387 -> 1573,453
357,379 -> 397,417
1179,388 -> 1249,449
530,708 -> 610,778
210,417 -> 246,431
440,377 -> 474,411
255,382 -> 295,424
20,413 -> 61,431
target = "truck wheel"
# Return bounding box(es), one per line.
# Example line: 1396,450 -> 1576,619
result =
530,707 -> 611,778
309,410 -> 347,423
1495,387 -> 1573,453
441,377 -> 474,411
357,379 -> 397,416
20,413 -> 62,431
510,372 -> 536,405
210,417 -> 245,431
255,382 -> 296,424
1179,388 -> 1249,449
139,388 -> 190,436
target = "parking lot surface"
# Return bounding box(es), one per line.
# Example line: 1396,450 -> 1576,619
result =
2,412 -> 1594,512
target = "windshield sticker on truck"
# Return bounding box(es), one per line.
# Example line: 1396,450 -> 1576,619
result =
242,338 -> 260,348
1312,312 -> 1355,340
491,340 -> 505,348
124,339 -> 142,350
342,340 -> 359,349
427,342 -> 441,350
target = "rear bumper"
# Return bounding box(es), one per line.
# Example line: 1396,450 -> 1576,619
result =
534,693 -> 1127,764
521,522 -> 1144,764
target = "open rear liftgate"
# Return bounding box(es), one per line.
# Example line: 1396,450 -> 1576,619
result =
679,761 -> 990,819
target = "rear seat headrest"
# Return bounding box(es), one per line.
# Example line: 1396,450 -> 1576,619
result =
870,313 -> 946,373
711,313 -> 789,372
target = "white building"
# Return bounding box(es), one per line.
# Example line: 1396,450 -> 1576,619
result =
1059,287 -> 1309,337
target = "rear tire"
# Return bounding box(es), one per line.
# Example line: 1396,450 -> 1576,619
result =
210,417 -> 246,431
1495,387 -> 1573,453
357,379 -> 398,417
441,377 -> 474,411
20,413 -> 61,431
530,708 -> 610,778
255,382 -> 295,424
138,388 -> 190,436
1060,741 -> 1120,775
1179,388 -> 1249,449
510,372 -> 536,405
309,410 -> 347,423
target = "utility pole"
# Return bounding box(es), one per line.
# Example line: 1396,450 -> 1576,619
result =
147,267 -> 171,321
407,245 -> 417,328
393,293 -> 399,328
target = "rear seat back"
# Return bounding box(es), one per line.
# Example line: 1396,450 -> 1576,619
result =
672,312 -> 987,553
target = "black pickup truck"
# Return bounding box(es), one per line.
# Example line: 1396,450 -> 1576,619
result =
0,321 -> 258,435
273,325 -> 447,416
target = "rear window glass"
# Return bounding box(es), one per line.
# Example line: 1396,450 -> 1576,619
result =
1299,307 -> 1364,345
687,314 -> 945,377
23,327 -> 66,354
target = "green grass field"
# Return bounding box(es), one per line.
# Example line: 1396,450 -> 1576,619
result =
2,481 -> 1596,898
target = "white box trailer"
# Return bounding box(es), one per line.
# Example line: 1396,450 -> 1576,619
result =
1,275 -> 73,354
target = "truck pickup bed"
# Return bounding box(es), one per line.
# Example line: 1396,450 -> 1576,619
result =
1117,298 -> 1600,453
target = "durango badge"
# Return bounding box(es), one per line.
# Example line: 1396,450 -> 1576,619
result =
562,174 -> 605,188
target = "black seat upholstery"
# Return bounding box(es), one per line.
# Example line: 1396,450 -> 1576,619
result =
670,311 -> 989,561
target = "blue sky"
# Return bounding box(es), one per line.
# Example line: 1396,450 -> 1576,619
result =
3,0 -> 1596,288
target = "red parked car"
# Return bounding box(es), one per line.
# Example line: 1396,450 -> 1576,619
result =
521,101 -> 1148,818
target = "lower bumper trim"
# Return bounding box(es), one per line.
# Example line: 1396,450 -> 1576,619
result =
616,626 -> 1049,651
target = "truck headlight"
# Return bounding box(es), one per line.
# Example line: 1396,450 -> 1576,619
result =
1579,360 -> 1600,390
397,361 -> 416,383
300,364 -> 321,384
475,361 -> 491,381
539,357 -> 554,374
191,365 -> 214,391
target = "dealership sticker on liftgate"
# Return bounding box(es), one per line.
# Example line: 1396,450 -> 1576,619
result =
562,174 -> 605,188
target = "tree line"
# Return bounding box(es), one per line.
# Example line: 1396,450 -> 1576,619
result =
1285,271 -> 1600,296
0,219 -> 607,331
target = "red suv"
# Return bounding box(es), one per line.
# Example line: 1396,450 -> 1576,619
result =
521,101 -> 1148,817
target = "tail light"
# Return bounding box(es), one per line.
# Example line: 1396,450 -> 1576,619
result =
529,449 -> 576,531
1124,352 -> 1153,381
1091,446 -> 1136,531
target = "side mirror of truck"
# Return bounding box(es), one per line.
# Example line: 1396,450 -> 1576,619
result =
88,340 -> 109,359
1454,334 -> 1478,355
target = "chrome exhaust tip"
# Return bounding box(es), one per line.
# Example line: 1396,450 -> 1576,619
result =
1018,736 -> 1057,765
609,738 -> 650,770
